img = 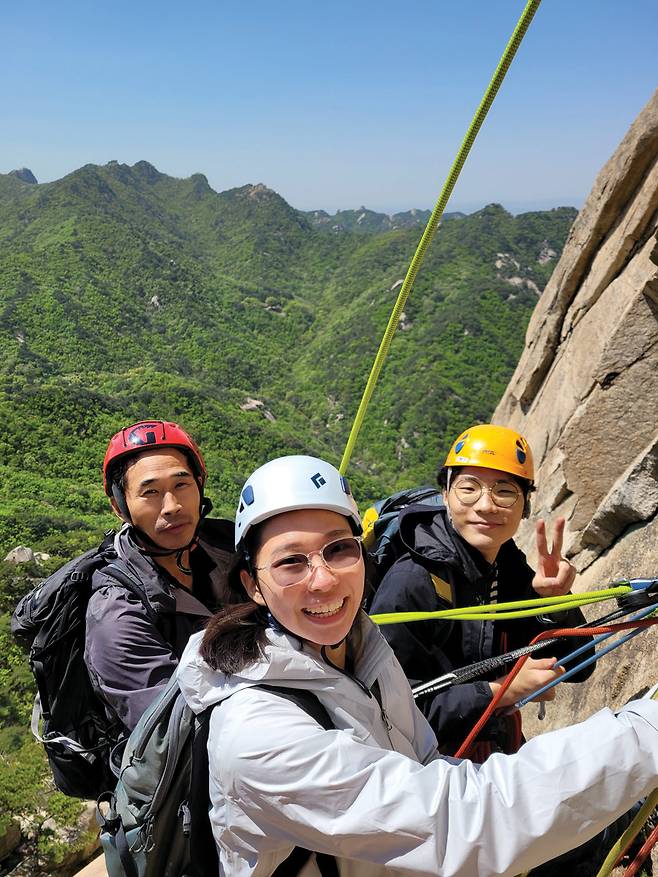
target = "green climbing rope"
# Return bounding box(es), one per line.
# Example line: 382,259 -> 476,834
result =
339,0 -> 542,475
370,585 -> 632,626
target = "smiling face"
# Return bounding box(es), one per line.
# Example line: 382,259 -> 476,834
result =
445,465 -> 525,563
117,447 -> 201,550
241,508 -> 365,654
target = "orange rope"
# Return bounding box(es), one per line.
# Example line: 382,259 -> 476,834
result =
622,821 -> 658,876
454,620 -> 658,759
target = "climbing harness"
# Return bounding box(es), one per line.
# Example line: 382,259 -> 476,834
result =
339,0 -> 542,475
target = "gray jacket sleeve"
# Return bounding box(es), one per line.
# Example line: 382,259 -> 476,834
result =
211,691 -> 658,876
85,584 -> 177,732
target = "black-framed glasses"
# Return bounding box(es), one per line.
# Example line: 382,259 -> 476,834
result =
254,536 -> 363,587
451,475 -> 521,509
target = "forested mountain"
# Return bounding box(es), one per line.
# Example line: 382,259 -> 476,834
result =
0,160 -> 575,561
0,162 -> 576,868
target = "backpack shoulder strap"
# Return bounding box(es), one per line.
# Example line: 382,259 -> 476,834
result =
101,562 -> 159,627
256,683 -> 335,731
188,685 -> 337,877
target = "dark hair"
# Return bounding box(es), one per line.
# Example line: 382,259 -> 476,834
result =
201,531 -> 269,674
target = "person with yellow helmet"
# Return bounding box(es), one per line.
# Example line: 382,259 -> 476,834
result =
369,423 -> 594,761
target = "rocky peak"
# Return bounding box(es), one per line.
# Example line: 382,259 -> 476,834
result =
131,160 -> 163,183
9,167 -> 38,184
245,183 -> 275,200
494,88 -> 658,731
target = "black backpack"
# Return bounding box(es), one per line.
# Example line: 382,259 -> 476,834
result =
11,533 -> 158,799
362,485 -> 444,591
98,674 -> 338,877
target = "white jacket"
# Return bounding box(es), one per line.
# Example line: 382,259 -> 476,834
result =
177,613 -> 658,876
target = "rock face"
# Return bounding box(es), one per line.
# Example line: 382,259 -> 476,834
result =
494,89 -> 658,731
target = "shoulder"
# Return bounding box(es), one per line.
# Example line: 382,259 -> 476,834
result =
381,555 -> 435,595
373,554 -> 450,612
87,569 -> 153,626
208,686 -> 335,793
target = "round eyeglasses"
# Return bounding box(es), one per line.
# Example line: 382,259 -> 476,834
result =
254,535 -> 363,587
451,476 -> 521,509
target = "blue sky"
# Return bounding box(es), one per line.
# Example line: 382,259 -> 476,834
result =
2,0 -> 656,214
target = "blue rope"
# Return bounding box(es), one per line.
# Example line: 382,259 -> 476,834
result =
515,603 -> 658,707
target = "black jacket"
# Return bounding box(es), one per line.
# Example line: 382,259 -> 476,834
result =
85,518 -> 234,732
369,504 -> 594,756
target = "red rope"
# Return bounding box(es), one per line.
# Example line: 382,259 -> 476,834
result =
622,821 -> 658,877
454,620 -> 658,759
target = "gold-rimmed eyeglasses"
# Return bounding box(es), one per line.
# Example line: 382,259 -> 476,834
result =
254,536 -> 363,587
451,475 -> 521,509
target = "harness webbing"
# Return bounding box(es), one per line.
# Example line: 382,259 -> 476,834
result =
339,0 -> 542,475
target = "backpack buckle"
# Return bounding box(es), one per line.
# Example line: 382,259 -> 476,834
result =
96,791 -> 120,833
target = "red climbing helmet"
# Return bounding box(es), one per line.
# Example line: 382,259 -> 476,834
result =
103,420 -> 207,495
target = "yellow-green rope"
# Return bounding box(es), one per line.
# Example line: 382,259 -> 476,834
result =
339,0 -> 542,475
594,678 -> 658,876
371,585 -> 632,626
594,788 -> 658,877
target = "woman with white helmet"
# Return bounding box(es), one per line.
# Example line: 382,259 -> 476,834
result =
176,454 -> 658,876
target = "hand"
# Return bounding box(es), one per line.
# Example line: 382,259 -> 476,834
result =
532,517 -> 576,597
490,657 -> 565,708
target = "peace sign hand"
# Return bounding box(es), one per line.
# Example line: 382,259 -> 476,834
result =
532,517 -> 576,597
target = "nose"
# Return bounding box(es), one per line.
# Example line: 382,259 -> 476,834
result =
162,490 -> 182,515
307,556 -> 338,590
474,488 -> 496,512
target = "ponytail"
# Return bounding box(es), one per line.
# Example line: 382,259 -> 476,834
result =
201,536 -> 269,674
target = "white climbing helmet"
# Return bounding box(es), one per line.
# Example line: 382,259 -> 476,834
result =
234,455 -> 361,550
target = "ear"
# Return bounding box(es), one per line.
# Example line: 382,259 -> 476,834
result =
240,568 -> 266,606
110,497 -> 129,523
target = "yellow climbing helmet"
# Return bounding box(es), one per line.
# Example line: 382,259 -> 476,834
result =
444,424 -> 534,483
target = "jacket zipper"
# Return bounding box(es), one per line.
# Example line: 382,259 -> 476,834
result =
322,649 -> 394,743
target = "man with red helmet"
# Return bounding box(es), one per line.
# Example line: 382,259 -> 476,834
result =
85,420 -> 234,733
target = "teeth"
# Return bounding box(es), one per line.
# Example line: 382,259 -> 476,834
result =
304,599 -> 345,617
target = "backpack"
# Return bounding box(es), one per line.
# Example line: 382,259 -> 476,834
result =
11,533 -> 159,799
97,674 -> 338,877
362,485 -> 444,590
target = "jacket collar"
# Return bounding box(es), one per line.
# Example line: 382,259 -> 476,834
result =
112,522 -> 231,614
177,611 -> 392,714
